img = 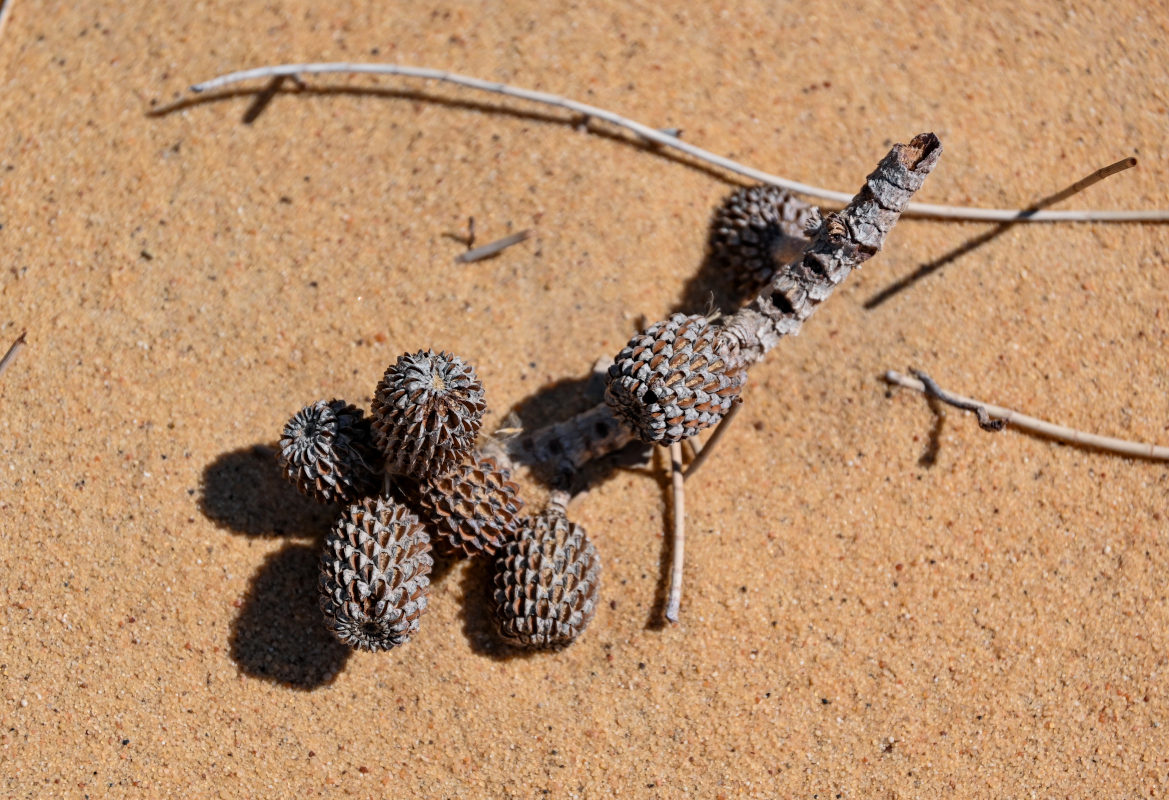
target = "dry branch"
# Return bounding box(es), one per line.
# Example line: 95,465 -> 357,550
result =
504,134 -> 942,480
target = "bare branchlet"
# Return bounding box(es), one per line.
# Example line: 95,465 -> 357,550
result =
884,369 -> 1169,460
502,134 -> 943,480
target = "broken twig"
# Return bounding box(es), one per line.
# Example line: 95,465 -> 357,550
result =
884,369 -> 1169,460
187,63 -> 1168,223
665,442 -> 686,624
454,230 -> 531,264
684,402 -> 742,479
0,330 -> 26,380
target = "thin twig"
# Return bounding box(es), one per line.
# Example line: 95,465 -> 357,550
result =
453,230 -> 531,264
665,442 -> 686,624
684,402 -> 742,479
1043,157 -> 1137,206
911,369 -> 1005,432
0,0 -> 14,43
187,63 -> 1169,223
883,369 -> 1169,460
0,330 -> 26,380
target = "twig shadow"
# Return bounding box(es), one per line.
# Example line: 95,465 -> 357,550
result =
863,222 -> 1016,309
457,556 -> 538,661
147,85 -> 731,185
862,161 -> 1130,309
229,542 -> 351,689
199,443 -> 336,538
919,393 -> 946,468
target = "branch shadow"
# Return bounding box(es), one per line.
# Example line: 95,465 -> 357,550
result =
862,162 -> 1138,309
863,221 -> 1016,309
198,443 -> 336,538
229,542 -> 351,689
502,370 -> 652,494
147,84 -> 731,185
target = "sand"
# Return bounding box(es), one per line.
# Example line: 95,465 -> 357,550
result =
2,1 -> 1169,797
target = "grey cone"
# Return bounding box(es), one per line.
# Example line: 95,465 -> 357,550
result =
605,313 -> 744,445
491,508 -> 601,649
320,495 -> 433,651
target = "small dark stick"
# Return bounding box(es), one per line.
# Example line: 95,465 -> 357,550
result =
684,402 -> 742,479
0,330 -> 26,380
453,230 -> 531,264
1031,157 -> 1137,212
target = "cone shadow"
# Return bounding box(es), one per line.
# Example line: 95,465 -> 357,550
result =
229,542 -> 351,689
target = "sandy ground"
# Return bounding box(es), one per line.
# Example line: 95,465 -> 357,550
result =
2,1 -> 1169,797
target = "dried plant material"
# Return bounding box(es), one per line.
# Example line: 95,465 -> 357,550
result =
277,399 -> 382,504
414,454 -> 525,557
709,185 -> 818,300
0,330 -> 26,380
491,507 -> 601,649
683,402 -> 742,479
664,442 -> 686,624
884,369 -> 1169,460
502,134 -> 944,478
720,133 -> 944,367
605,313 -> 744,445
319,496 -> 433,651
188,63 -> 1167,222
454,230 -> 530,264
371,350 -> 487,479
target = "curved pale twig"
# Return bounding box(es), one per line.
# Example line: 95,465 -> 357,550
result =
187,63 -> 1169,223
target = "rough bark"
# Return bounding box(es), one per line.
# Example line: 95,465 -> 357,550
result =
720,133 -> 942,366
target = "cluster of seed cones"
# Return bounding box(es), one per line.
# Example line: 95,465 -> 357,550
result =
276,186 -> 808,653
604,185 -> 818,446
277,350 -> 601,652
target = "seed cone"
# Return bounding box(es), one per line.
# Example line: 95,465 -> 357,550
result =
491,508 -> 601,649
414,453 -> 525,557
371,350 -> 487,479
605,313 -> 745,444
277,399 -> 381,504
709,184 -> 817,300
319,496 -> 434,651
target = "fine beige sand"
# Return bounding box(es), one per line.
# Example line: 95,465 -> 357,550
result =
3,1 -> 1169,797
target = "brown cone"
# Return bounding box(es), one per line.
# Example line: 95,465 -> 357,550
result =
277,399 -> 381,504
319,495 -> 433,651
709,184 -> 817,301
413,453 -> 524,557
371,349 -> 486,480
605,313 -> 745,445
491,508 -> 601,649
